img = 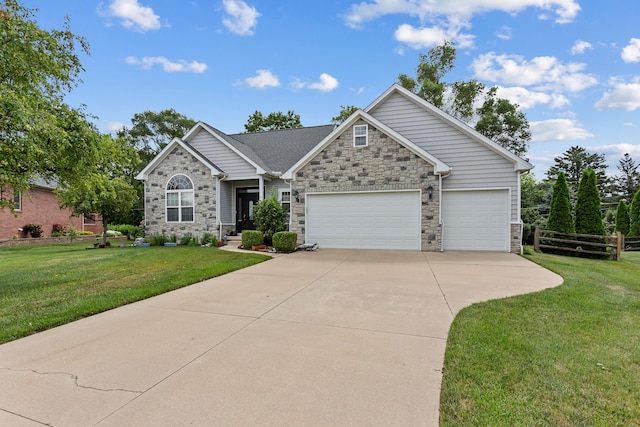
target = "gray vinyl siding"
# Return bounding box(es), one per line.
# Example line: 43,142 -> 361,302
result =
265,179 -> 289,199
219,180 -> 233,224
188,129 -> 257,177
370,93 -> 520,221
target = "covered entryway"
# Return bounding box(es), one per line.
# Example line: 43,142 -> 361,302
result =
306,191 -> 421,250
442,189 -> 510,251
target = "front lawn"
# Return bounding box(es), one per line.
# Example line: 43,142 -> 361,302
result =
440,250 -> 640,426
0,242 -> 269,344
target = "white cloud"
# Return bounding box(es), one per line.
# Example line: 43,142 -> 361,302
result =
471,52 -> 598,92
342,0 -> 581,29
106,121 -> 126,134
594,78 -> 640,111
222,0 -> 260,36
621,38 -> 640,63
244,70 -> 280,89
308,73 -> 340,92
101,0 -> 161,32
589,143 -> 640,159
393,22 -> 474,49
126,56 -> 207,73
496,26 -> 512,41
570,40 -> 592,55
495,86 -> 570,109
529,118 -> 593,142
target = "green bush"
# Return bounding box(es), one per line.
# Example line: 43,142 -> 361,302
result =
201,232 -> 215,245
149,234 -> 167,246
547,172 -> 574,234
180,235 -> 199,246
253,193 -> 287,241
272,232 -> 297,252
111,224 -> 140,239
615,200 -> 630,235
242,230 -> 263,248
630,189 -> 640,236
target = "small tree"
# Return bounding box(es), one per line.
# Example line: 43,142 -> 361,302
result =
574,170 -> 606,236
546,172 -> 574,234
630,189 -> 640,236
244,110 -> 302,133
331,105 -> 359,125
615,200 -> 630,235
252,194 -> 287,244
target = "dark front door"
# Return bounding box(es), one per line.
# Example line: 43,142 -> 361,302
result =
236,188 -> 260,232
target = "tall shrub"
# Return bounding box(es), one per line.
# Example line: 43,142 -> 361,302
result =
574,170 -> 606,236
615,200 -> 630,235
630,189 -> 640,236
547,172 -> 574,233
253,194 -> 287,242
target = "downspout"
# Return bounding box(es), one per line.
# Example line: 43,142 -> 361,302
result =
216,176 -> 221,242
439,173 -> 444,252
258,176 -> 265,200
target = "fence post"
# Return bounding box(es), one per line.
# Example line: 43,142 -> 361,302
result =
617,232 -> 622,261
534,227 -> 540,252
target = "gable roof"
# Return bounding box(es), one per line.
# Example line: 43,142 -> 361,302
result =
282,110 -> 451,180
365,84 -> 533,172
135,138 -> 224,180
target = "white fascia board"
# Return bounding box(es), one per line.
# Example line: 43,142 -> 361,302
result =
135,138 -> 222,180
191,122 -> 267,175
282,110 -> 450,179
366,84 -> 533,173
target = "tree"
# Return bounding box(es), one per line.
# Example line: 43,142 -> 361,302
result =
57,130 -> 140,246
398,40 -> 530,158
475,87 -> 531,159
547,172 -> 574,234
520,173 -> 553,244
630,190 -> 640,236
615,153 -> 640,202
1,0 -> 90,210
117,109 -> 197,165
244,110 -> 302,133
574,170 -> 605,236
331,105 -> 359,125
546,146 -> 609,198
615,200 -> 630,235
252,194 -> 287,244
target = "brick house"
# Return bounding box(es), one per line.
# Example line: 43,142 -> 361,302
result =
137,84 -> 532,252
0,179 -> 102,241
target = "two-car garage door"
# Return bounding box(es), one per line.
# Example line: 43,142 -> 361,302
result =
306,191 -> 421,250
442,189 -> 510,251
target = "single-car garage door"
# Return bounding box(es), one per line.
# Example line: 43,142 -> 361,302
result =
306,191 -> 421,250
442,189 -> 509,251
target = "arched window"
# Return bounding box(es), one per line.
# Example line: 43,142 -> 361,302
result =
166,174 -> 194,222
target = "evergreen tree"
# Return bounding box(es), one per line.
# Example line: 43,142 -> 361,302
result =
630,190 -> 640,236
547,172 -> 574,233
574,170 -> 606,236
615,200 -> 630,235
615,153 -> 640,202
546,146 -> 609,199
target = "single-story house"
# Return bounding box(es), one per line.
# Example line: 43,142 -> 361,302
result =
136,84 -> 532,252
0,178 -> 103,241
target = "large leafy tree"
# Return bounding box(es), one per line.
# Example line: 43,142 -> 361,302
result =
1,0 -> 90,210
615,153 -> 640,202
398,40 -> 531,158
244,110 -> 302,133
117,109 -> 196,165
546,172 -> 574,234
57,129 -> 140,246
574,170 -> 606,236
546,146 -> 609,198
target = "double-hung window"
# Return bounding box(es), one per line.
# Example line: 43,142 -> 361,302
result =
353,124 -> 368,147
280,190 -> 291,212
13,191 -> 21,211
166,175 -> 194,222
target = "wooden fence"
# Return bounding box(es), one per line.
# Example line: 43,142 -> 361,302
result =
534,228 -> 622,261
621,235 -> 640,251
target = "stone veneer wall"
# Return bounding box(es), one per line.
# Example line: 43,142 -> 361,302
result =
144,146 -> 217,239
511,223 -> 523,253
290,120 -> 441,251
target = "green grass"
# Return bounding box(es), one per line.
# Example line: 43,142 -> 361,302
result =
440,250 -> 640,426
0,242 -> 269,344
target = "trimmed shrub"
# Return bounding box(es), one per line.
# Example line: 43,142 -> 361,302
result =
272,232 -> 297,252
574,170 -> 606,236
630,189 -> 640,236
615,200 -> 630,235
242,230 -> 263,248
253,194 -> 287,241
547,172 -> 574,234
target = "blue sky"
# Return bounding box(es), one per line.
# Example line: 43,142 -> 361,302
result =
23,0 -> 640,177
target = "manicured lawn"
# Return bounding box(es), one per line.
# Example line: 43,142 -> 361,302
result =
440,250 -> 640,426
0,242 -> 270,344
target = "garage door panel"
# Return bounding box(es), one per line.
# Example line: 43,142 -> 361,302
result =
307,192 -> 420,250
442,190 -> 509,251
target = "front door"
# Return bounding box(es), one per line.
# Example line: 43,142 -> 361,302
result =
236,188 -> 260,232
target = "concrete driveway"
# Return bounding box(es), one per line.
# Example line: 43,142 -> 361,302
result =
0,250 -> 562,426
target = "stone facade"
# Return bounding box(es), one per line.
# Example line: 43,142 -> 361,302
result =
290,120 -> 441,251
511,223 -> 523,254
144,146 -> 217,239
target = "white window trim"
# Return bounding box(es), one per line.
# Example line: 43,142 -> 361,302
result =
166,174 -> 195,223
353,124 -> 368,147
13,191 -> 21,211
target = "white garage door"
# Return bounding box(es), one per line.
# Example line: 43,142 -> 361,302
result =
442,190 -> 509,251
306,191 -> 421,250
